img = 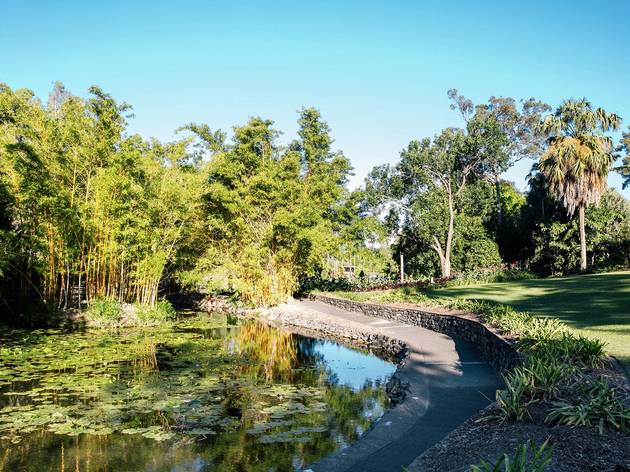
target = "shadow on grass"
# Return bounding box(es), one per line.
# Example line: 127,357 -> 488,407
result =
426,272 -> 630,331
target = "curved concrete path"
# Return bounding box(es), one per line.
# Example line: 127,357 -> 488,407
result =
270,298 -> 501,472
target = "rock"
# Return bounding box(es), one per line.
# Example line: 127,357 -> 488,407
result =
385,374 -> 410,404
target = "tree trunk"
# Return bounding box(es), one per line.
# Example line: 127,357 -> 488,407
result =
578,204 -> 587,271
430,193 -> 456,279
431,236 -> 447,277
443,194 -> 455,278
495,177 -> 503,228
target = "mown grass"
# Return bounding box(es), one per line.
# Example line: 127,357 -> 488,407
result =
319,270 -> 630,375
425,271 -> 630,375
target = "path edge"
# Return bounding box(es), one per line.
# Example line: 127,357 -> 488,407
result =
306,293 -> 521,374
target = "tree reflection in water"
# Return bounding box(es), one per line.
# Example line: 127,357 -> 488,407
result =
0,315 -> 394,472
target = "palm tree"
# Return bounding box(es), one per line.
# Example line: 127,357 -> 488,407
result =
538,99 -> 621,271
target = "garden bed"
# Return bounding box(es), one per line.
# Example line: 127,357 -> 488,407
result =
410,369 -> 630,471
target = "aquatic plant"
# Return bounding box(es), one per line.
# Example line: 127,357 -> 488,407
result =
0,315 -> 392,471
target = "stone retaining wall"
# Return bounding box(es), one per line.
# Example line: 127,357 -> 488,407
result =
307,294 -> 520,373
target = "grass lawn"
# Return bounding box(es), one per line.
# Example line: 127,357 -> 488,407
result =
426,270 -> 630,375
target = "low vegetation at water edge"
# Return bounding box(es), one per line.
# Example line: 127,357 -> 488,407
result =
84,298 -> 177,327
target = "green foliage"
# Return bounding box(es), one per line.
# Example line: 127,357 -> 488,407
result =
392,181 -> 504,279
452,214 -> 503,273
537,99 -> 620,271
533,334 -> 606,368
618,127 -> 630,188
2,80 -> 628,315
546,379 -> 630,433
85,298 -> 177,327
327,288 -> 613,431
485,369 -> 535,422
528,190 -> 630,275
187,108 -> 351,306
530,220 -> 580,275
84,298 -> 122,327
470,440 -> 553,472
135,300 -> 176,325
443,269 -> 537,288
480,303 -> 606,367
520,357 -> 573,400
324,289 -> 606,371
0,83 -> 203,316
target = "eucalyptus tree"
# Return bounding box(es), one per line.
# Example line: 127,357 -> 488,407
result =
398,127 -> 485,278
538,98 -> 621,271
447,90 -> 550,226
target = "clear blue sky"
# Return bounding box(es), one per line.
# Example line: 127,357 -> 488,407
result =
2,0 -> 629,195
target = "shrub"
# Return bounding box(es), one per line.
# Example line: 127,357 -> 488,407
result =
522,357 -> 574,400
482,369 -> 535,422
534,334 -> 606,367
481,304 -> 605,367
517,318 -> 568,351
546,379 -> 630,433
85,298 -> 122,327
135,300 -> 177,326
484,304 -> 533,336
470,440 -> 553,472
445,269 -> 537,288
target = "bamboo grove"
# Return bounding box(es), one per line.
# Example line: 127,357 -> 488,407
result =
0,83 -> 204,311
0,83 -> 353,315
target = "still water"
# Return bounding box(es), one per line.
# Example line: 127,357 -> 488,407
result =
0,314 -> 396,471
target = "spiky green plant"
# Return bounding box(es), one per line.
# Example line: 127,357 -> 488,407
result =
481,369 -> 536,422
470,440 -> 553,472
522,357 -> 573,400
546,379 -> 630,433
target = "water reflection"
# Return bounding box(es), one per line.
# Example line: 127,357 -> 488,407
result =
0,315 -> 395,471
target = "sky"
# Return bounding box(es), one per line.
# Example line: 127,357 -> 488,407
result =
2,0 -> 629,196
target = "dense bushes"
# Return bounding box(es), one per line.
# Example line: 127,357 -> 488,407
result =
84,298 -> 123,328
442,269 -> 537,287
525,189 -> 630,276
546,379 -> 630,433
303,267 -> 536,294
135,300 -> 177,325
84,298 -> 176,327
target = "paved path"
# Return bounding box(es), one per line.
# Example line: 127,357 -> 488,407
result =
271,299 -> 501,472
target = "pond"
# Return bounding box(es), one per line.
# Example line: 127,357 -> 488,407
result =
0,314 -> 396,471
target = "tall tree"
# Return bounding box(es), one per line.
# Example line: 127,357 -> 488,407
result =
187,109 -> 351,306
398,128 -> 484,277
448,89 -> 550,227
538,98 -> 621,271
